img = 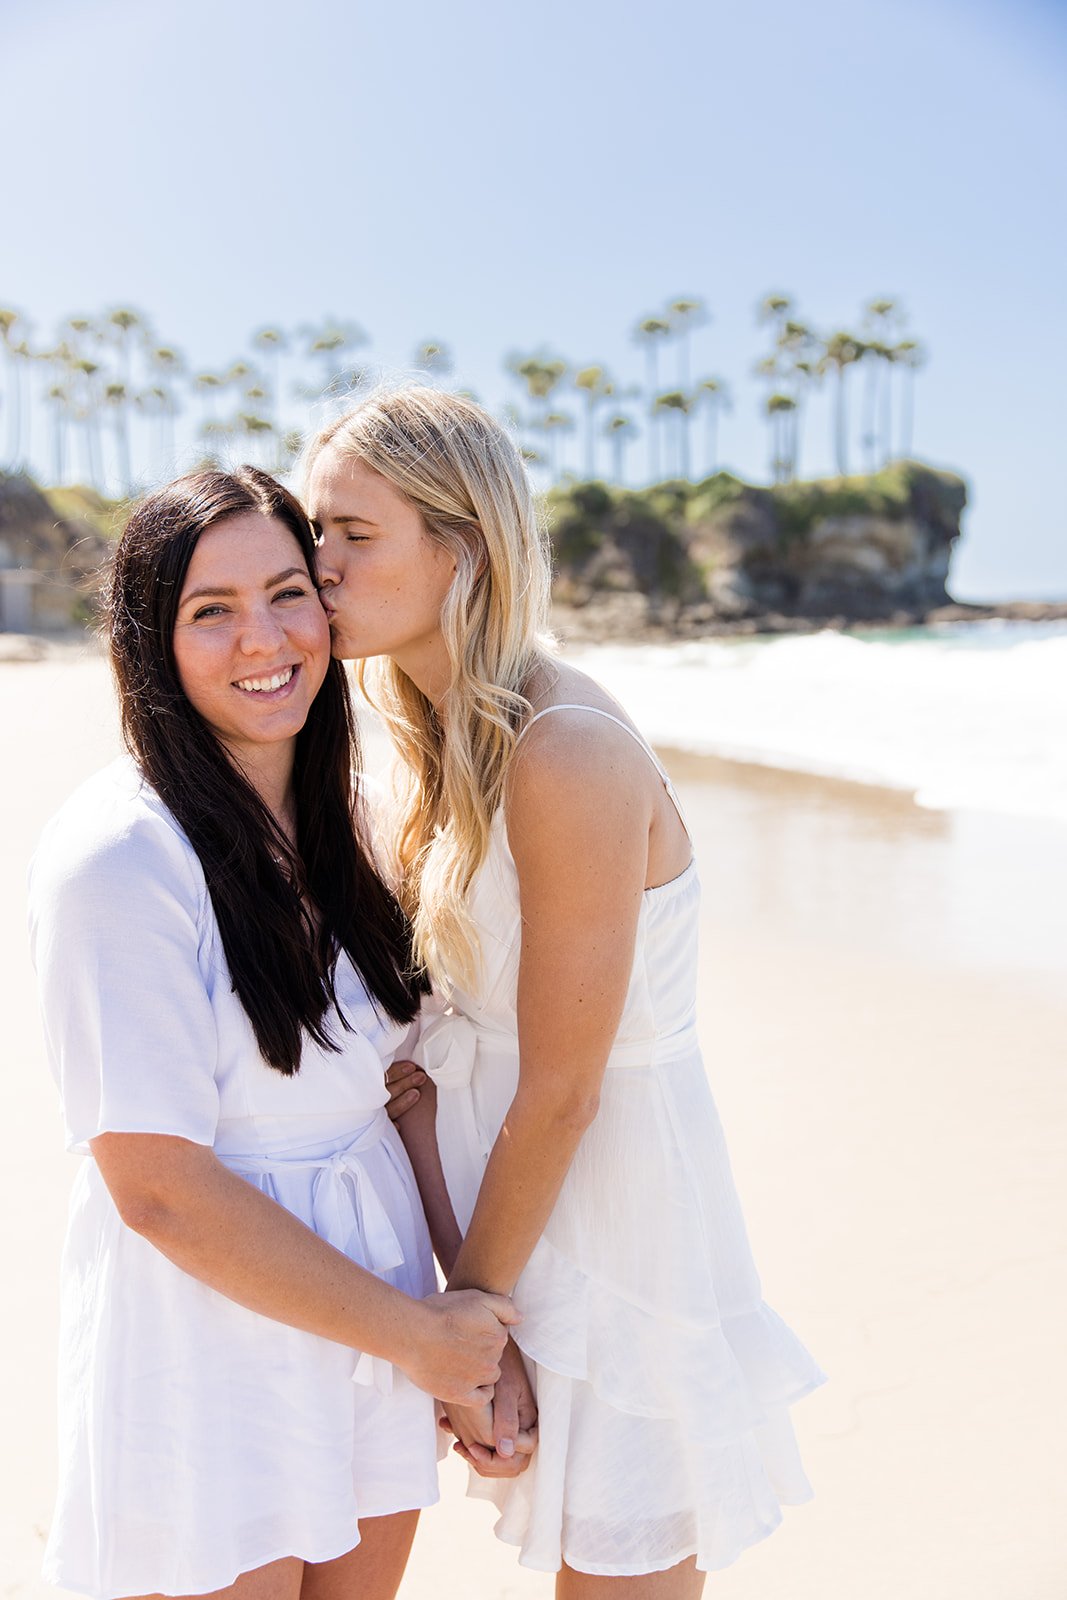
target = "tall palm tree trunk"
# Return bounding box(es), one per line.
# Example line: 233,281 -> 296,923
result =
901,371 -> 915,458
834,370 -> 849,476
704,405 -> 719,474
880,356 -> 894,465
645,346 -> 660,482
4,355 -> 22,462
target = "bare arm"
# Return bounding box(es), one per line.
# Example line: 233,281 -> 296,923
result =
385,1065 -> 539,1474
91,1129 -> 516,1405
446,719 -> 650,1299
382,1068 -> 464,1275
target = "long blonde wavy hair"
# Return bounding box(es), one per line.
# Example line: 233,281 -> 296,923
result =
302,385 -> 555,991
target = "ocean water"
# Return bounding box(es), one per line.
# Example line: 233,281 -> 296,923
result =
567,620 -> 1067,827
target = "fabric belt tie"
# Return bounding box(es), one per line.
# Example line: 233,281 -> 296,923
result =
225,1109 -> 401,1394
412,1008 -> 492,1233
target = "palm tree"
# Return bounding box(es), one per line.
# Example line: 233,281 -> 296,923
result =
414,340 -> 454,380
194,371 -> 224,440
894,338 -> 925,458
539,410 -> 575,482
757,292 -> 794,348
508,355 -> 567,461
573,365 -> 613,478
150,347 -> 185,466
696,377 -> 731,474
764,393 -> 797,483
777,320 -> 816,478
105,308 -> 147,484
108,308 -> 143,383
790,359 -> 817,480
514,356 -> 567,407
856,339 -> 882,471
603,414 -> 637,485
634,316 -> 672,481
199,417 -> 236,464
104,381 -> 133,492
863,299 -> 900,465
71,358 -> 104,486
240,413 -> 274,467
305,319 -> 367,409
44,384 -> 70,484
666,296 -> 708,391
0,308 -> 27,463
253,327 -> 288,429
278,428 -> 304,471
40,339 -> 75,483
653,391 -> 694,480
817,331 -> 863,476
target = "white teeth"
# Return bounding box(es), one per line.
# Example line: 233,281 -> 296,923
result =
235,667 -> 295,693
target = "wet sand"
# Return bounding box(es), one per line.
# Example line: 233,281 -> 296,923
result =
3,643 -> 1065,1599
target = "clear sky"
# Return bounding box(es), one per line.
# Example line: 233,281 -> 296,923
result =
4,0 -> 1066,599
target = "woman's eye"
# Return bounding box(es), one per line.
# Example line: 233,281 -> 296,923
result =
346,533 -> 369,544
192,604 -> 226,620
275,586 -> 308,601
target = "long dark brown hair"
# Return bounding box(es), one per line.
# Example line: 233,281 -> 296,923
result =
108,465 -> 425,1075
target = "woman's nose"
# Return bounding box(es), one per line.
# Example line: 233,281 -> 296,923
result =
315,548 -> 340,590
237,604 -> 287,653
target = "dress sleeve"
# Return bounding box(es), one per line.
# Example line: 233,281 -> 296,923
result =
29,808 -> 221,1153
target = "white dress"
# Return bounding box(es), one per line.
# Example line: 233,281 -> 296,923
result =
28,759 -> 439,1600
415,706 -> 826,1577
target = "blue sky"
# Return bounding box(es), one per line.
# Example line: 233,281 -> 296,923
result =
4,0 -> 1066,598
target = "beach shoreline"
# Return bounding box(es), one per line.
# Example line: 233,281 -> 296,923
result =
2,647 -> 1065,1599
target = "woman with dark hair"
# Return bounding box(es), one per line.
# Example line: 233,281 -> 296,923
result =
28,467 -> 517,1600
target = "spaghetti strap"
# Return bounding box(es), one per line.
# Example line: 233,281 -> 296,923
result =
517,704 -> 691,840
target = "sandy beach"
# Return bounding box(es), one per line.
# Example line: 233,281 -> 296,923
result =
3,641 -> 1065,1600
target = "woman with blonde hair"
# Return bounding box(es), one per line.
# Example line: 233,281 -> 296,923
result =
306,386 -> 824,1596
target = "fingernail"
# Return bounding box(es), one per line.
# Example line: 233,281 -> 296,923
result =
498,1438 -> 514,1456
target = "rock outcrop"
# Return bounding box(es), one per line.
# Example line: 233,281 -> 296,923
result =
0,472 -> 116,629
548,461 -> 972,635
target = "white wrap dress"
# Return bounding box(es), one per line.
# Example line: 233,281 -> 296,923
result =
415,705 -> 826,1577
28,759 -> 438,1600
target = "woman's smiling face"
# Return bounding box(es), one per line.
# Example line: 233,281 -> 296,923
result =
308,448 -> 457,682
171,511 -> 330,767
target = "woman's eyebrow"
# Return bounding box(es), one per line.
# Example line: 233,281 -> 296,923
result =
331,514 -> 378,529
182,567 -> 306,603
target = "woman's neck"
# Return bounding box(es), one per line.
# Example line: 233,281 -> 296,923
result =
223,739 -> 299,845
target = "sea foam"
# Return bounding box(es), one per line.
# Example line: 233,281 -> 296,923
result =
566,621 -> 1067,827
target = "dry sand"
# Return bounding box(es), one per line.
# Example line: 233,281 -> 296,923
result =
2,642 -> 1065,1600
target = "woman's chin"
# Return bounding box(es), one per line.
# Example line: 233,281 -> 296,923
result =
330,627 -> 376,664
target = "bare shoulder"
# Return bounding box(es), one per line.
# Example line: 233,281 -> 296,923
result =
506,670 -> 654,861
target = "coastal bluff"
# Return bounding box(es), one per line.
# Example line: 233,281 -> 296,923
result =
548,461 -> 1017,638
3,460 -> 1064,641
0,472 -> 115,631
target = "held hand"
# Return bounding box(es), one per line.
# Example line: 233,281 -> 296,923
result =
385,1059 -> 435,1124
443,1337 -> 538,1478
401,1289 -> 519,1407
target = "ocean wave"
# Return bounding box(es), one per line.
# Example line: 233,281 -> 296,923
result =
565,622 -> 1067,827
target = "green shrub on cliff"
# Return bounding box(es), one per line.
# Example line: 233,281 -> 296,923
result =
772,461 -> 965,543
45,485 -> 126,542
545,461 -> 967,613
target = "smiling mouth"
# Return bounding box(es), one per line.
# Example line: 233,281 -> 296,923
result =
233,665 -> 297,694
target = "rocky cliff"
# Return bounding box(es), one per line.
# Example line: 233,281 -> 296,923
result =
0,472 -> 117,629
548,461 -> 976,636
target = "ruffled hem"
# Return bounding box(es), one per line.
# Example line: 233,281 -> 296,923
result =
513,1232 -> 826,1432
42,1525 -> 365,1600
464,1361 -> 818,1576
